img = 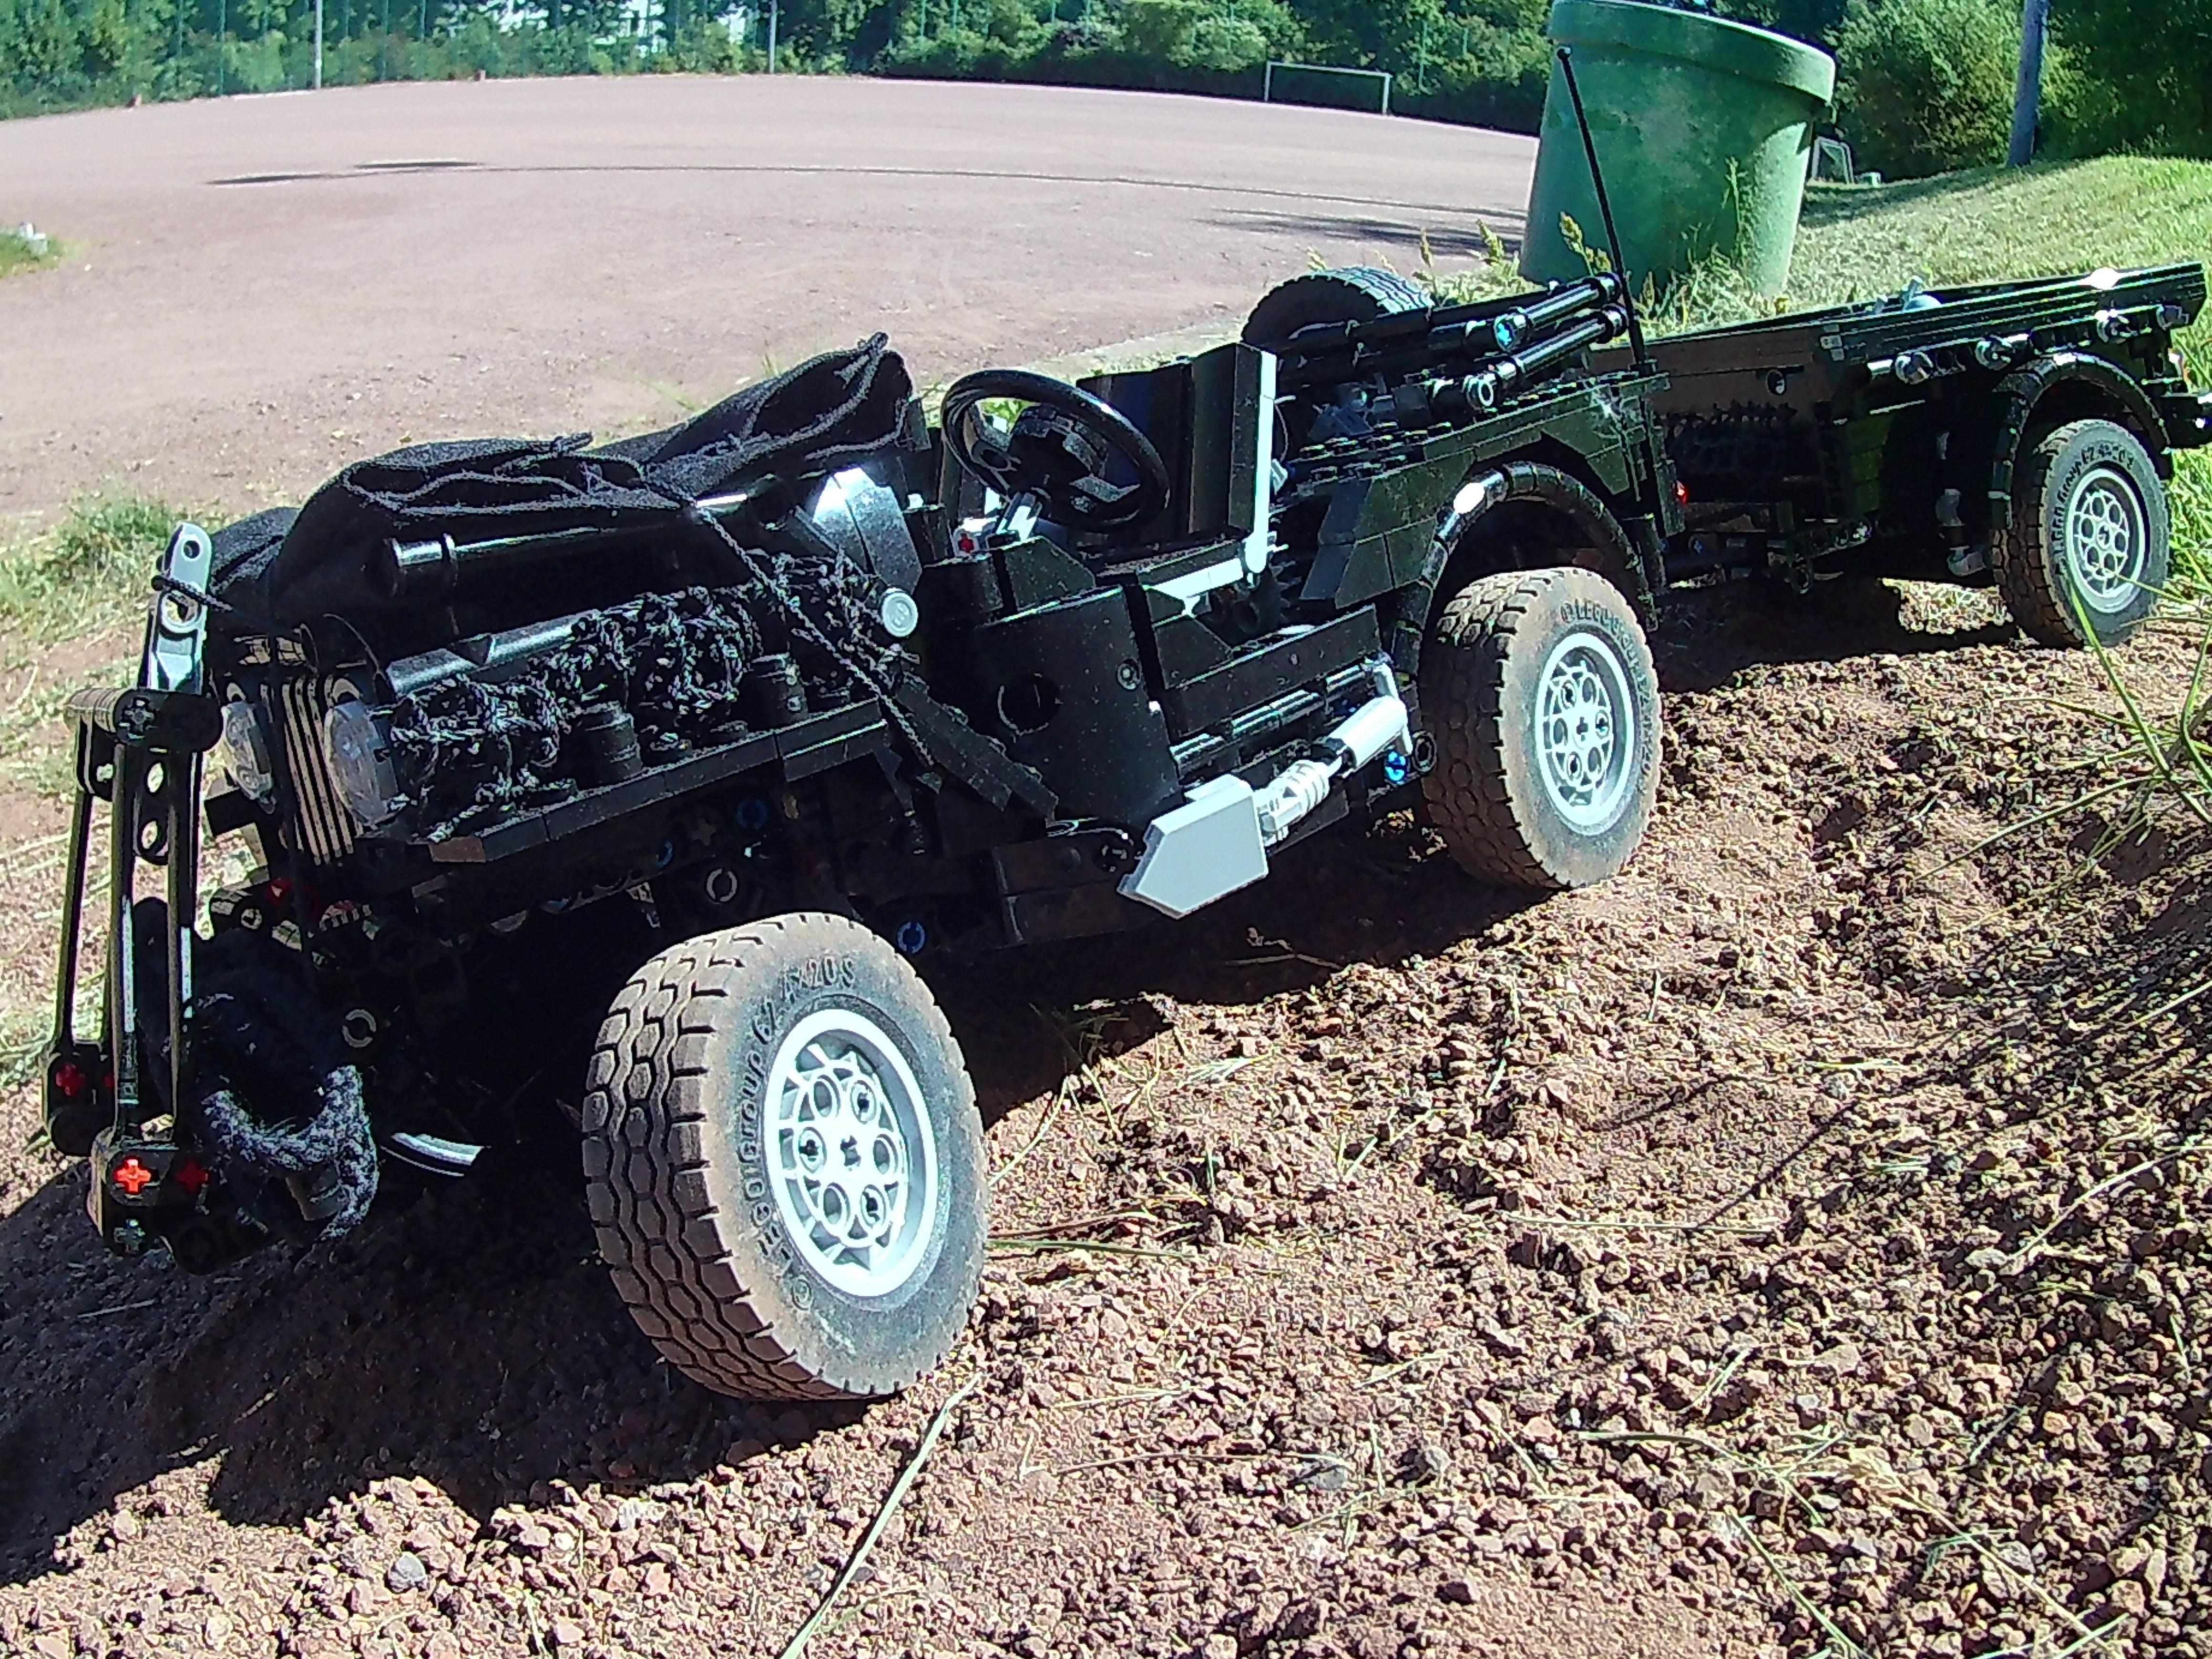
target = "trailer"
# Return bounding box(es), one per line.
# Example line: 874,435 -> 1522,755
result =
1616,262 -> 2212,644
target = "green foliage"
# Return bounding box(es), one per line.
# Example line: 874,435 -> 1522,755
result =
2049,0 -> 2212,162
1834,0 -> 2025,179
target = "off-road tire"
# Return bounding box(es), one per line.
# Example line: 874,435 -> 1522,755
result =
1993,418 -> 2168,648
583,912 -> 985,1399
1420,566 -> 1660,890
1244,266 -> 1429,348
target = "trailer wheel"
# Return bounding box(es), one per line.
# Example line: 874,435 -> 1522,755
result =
1243,266 -> 1429,347
1420,567 -> 1661,890
583,912 -> 984,1400
1994,419 -> 2168,648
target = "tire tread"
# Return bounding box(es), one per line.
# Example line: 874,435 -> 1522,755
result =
1420,569 -> 1570,889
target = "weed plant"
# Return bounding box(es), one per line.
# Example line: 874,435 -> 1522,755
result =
0,223 -> 59,278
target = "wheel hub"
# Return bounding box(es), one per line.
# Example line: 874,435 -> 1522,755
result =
1533,628 -> 1637,832
768,1008 -> 937,1298
2062,463 -> 2148,615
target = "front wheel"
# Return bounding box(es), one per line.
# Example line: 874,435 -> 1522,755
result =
583,912 -> 985,1399
1420,566 -> 1661,890
1993,418 -> 2169,648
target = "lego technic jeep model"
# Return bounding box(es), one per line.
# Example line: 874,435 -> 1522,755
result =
43,265 -> 1678,1398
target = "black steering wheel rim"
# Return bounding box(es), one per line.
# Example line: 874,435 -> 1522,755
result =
940,368 -> 1172,532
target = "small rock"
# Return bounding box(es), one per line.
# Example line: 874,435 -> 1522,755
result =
385,1551 -> 428,1592
426,1636 -> 463,1659
1437,1577 -> 1477,1605
549,1618 -> 588,1649
1808,1342 -> 1862,1380
735,1526 -> 767,1559
2140,1545 -> 2169,1595
108,1510 -> 141,1543
513,1520 -> 553,1554
1202,1637 -> 1239,1659
642,1562 -> 672,1597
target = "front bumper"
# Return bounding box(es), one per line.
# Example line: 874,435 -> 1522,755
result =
44,525 -> 233,1264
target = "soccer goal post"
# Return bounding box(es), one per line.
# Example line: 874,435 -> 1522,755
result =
1262,61 -> 1393,116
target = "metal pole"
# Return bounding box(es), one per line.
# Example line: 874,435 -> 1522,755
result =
1556,47 -> 1646,370
767,0 -> 776,69
2008,0 -> 2049,166
217,0 -> 225,92
314,0 -> 324,87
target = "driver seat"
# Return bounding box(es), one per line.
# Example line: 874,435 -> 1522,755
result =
1078,341 -> 1275,561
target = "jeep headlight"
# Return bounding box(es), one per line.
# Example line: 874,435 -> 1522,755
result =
216,699 -> 276,807
323,698 -> 402,830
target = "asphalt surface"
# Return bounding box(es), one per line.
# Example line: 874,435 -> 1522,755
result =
0,74 -> 1534,522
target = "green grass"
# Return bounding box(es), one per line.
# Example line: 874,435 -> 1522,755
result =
0,494 -> 187,644
0,223 -> 61,279
1792,158 -> 2212,307
0,496 -> 186,793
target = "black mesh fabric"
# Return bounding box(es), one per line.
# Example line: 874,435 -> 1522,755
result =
214,336 -> 912,633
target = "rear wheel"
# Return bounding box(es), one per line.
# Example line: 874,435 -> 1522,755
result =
1994,418 -> 2168,647
583,912 -> 985,1399
1420,567 -> 1661,890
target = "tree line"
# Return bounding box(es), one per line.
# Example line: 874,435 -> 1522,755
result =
1,0 -> 2205,179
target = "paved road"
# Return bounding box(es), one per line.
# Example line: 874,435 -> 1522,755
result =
0,75 -> 1533,522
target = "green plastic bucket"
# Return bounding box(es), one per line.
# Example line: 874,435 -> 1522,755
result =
1519,0 -> 1836,297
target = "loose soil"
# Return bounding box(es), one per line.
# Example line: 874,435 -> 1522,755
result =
3,577 -> 2209,1659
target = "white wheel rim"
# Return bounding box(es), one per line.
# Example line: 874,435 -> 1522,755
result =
1532,627 -> 1637,833
2061,463 -> 2148,615
767,1008 -> 938,1299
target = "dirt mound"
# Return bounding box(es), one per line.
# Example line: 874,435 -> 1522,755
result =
4,582 -> 2211,1659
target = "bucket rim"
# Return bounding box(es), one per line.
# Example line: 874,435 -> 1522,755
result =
1546,0 -> 1836,103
